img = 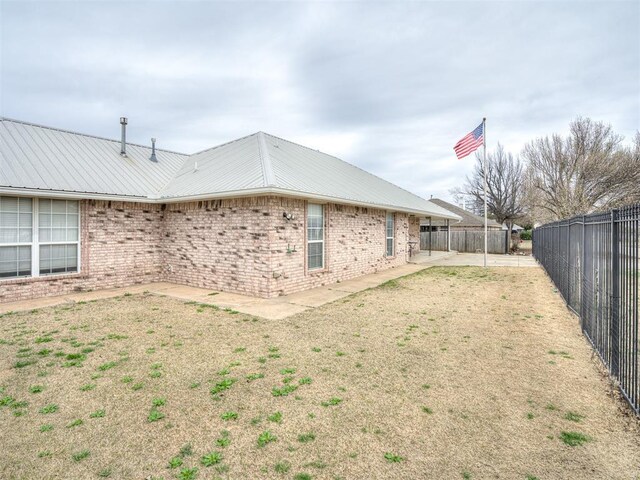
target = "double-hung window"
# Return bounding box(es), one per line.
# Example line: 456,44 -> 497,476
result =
0,196 -> 80,279
385,212 -> 394,257
307,203 -> 324,270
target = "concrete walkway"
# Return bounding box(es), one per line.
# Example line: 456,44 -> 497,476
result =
0,251 -> 537,320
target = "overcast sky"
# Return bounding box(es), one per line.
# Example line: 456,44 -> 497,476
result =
1,0 -> 638,202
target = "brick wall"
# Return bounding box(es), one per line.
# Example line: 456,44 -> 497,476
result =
269,197 -> 410,297
1,195 -> 416,303
0,200 -> 164,303
161,198 -> 273,297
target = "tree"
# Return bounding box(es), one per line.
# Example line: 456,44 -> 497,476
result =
460,143 -> 526,234
522,117 -> 640,221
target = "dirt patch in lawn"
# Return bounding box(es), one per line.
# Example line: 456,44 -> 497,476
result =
0,267 -> 638,480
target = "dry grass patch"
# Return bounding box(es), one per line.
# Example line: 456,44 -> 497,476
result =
0,268 -> 639,479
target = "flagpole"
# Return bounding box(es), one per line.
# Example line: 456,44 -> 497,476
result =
483,117 -> 488,268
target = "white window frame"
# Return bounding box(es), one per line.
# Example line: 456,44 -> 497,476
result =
386,212 -> 394,257
0,196 -> 81,280
306,203 -> 325,271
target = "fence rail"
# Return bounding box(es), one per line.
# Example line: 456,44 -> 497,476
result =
420,230 -> 508,254
533,203 -> 639,414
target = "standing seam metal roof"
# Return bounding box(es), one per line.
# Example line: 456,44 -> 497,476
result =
0,118 -> 460,220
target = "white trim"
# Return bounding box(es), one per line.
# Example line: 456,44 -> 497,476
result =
306,203 -> 325,271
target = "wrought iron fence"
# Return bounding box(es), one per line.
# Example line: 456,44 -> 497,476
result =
533,203 -> 639,414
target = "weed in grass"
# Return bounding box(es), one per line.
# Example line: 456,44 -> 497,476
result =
564,411 -> 585,422
11,400 -> 28,409
35,336 -> 53,344
89,409 -> 106,418
545,404 -> 557,411
168,456 -> 184,468
147,408 -> 165,422
40,424 -> 53,432
348,452 -> 357,458
526,476 -> 539,480
149,370 -> 162,379
257,430 -> 277,447
527,413 -> 535,420
14,359 -> 36,368
39,404 -> 58,414
336,351 -> 346,357
299,377 -> 312,385
178,467 -> 198,480
152,397 -> 166,407
200,451 -> 223,467
121,376 -> 133,383
384,452 -> 404,463
131,382 -> 144,391
210,378 -> 236,396
275,461 -> 291,474
422,384 -> 431,390
37,349 -> 52,356
72,450 -> 90,462
97,361 -> 118,371
221,411 -> 238,421
272,384 -> 298,397
321,397 -> 342,407
250,416 -> 262,426
294,474 -> 312,480
179,443 -> 193,457
38,450 -> 52,458
80,384 -> 96,392
189,382 -> 201,389
246,373 -> 264,382
280,368 -> 296,375
422,406 -> 433,414
234,347 -> 246,353
66,419 -> 83,428
0,396 -> 15,407
268,411 -> 283,423
462,472 -> 472,480
218,368 -> 231,376
29,385 -> 44,394
216,436 -> 230,448
258,357 -> 267,364
560,431 -> 591,446
282,376 -> 294,384
297,432 -> 316,443
312,347 -> 321,352
97,468 -> 112,477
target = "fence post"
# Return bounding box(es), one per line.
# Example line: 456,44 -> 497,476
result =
611,209 -> 620,378
581,215 -> 586,323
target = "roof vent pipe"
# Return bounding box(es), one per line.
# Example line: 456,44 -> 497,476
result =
120,117 -> 128,156
150,138 -> 158,162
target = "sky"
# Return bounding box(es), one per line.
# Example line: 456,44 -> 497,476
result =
1,0 -> 638,202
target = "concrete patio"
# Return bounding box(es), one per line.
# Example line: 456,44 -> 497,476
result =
0,251 -> 537,319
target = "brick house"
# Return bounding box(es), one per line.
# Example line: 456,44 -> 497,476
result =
0,118 -> 459,303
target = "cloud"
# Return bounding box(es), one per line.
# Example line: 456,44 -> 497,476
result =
1,0 -> 638,202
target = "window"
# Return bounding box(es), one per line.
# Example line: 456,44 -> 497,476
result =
0,196 -> 79,279
386,212 -> 394,257
307,203 -> 324,270
0,197 -> 32,278
38,199 -> 79,275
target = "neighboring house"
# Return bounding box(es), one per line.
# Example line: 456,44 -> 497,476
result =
421,198 -> 502,232
502,223 -> 524,234
0,117 -> 460,303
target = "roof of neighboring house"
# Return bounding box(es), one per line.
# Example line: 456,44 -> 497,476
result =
428,198 -> 501,228
0,118 -> 460,220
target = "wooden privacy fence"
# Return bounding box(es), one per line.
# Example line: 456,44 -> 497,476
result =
420,230 -> 509,254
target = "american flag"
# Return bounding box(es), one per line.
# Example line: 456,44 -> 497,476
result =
454,121 -> 484,159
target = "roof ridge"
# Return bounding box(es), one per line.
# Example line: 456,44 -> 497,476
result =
257,132 -> 276,187
260,131 -> 435,206
188,131 -> 262,157
0,116 -> 188,156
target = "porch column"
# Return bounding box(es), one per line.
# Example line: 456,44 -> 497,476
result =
429,216 -> 432,256
447,219 -> 451,252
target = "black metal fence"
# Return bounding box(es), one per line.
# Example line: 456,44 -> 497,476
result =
533,203 -> 639,414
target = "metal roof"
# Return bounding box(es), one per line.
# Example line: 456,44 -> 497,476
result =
0,118 -> 460,220
428,198 -> 501,227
